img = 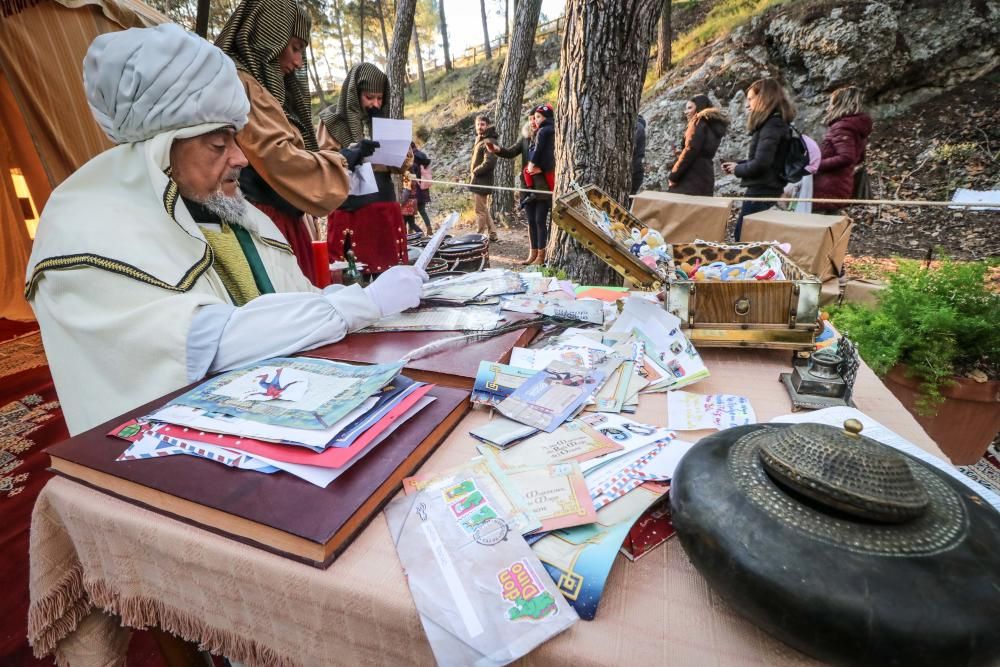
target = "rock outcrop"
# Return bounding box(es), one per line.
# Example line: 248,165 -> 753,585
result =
639,0 -> 999,192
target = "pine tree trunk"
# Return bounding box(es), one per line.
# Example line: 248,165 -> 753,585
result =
360,0 -> 366,63
479,0 -> 492,60
334,0 -> 350,74
438,0 -> 452,71
377,0 -> 391,61
504,0 -> 509,43
413,25 -> 428,102
656,0 -> 671,77
308,47 -> 329,107
387,0 -> 418,119
490,0 -> 542,225
548,0 -> 661,285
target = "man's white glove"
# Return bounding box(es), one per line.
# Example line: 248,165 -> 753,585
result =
364,265 -> 428,317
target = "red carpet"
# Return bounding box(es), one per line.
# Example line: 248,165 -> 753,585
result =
0,327 -> 165,666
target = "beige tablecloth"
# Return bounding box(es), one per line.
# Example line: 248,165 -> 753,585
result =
28,349 -> 946,667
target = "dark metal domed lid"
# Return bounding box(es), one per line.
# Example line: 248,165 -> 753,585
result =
758,419 -> 931,523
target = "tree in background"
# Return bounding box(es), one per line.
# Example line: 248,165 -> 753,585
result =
333,0 -> 351,73
412,25 -> 428,102
376,0 -> 391,59
479,0 -> 493,60
656,0 -> 671,76
490,0 -> 542,224
436,0 -> 452,71
387,0 -> 418,118
548,0 -> 661,284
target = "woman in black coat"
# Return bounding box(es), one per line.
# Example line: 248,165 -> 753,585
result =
489,114 -> 538,264
524,103 -> 555,266
722,79 -> 796,240
667,94 -> 729,196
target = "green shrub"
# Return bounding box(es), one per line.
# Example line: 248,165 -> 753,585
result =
829,258 -> 1000,414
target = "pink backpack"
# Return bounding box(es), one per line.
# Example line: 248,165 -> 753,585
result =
416,164 -> 432,190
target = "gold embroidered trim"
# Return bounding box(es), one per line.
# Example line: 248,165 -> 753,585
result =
24,177 -> 214,298
260,237 -> 293,254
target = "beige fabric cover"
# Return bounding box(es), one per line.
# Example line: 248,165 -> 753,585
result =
740,209 -> 853,282
843,278 -> 885,307
28,349 -> 946,667
630,191 -> 733,243
25,124 -> 320,435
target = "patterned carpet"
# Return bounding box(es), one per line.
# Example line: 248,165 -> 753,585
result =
958,442 -> 1000,496
0,324 -> 165,666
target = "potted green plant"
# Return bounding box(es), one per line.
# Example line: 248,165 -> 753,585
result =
830,258 -> 1000,465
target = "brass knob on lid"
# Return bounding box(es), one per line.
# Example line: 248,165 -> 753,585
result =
843,419 -> 863,437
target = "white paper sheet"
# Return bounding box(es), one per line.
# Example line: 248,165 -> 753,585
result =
667,390 -> 756,430
415,212 -> 457,271
369,118 -> 412,167
349,162 -> 379,195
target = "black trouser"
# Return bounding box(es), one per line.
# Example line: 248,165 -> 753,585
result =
404,215 -> 421,233
526,197 -> 552,250
735,188 -> 782,241
416,202 -> 432,232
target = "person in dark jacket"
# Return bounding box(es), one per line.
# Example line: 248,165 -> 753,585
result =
722,78 -> 796,240
525,103 -> 555,265
489,114 -> 538,263
469,114 -> 498,241
410,140 -> 433,233
813,86 -> 873,213
631,114 -> 647,195
668,95 -> 728,196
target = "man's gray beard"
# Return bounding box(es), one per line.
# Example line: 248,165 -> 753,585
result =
202,190 -> 256,234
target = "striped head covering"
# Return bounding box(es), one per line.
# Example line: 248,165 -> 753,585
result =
319,62 -> 389,148
215,0 -> 318,150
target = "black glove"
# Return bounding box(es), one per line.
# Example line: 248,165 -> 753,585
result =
341,139 -> 380,170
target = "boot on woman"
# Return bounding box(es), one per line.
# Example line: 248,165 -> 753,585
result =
531,249 -> 546,266
518,249 -> 538,266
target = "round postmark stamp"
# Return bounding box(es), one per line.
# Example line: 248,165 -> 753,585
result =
473,517 -> 509,545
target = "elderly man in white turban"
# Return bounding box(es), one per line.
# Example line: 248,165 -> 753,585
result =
25,23 -> 426,436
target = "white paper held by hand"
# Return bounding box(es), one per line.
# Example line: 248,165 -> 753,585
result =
369,117 -> 412,168
415,212 -> 458,271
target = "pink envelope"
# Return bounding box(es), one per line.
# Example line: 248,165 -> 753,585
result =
153,384 -> 435,469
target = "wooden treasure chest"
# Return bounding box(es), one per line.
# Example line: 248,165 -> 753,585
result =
553,185 -> 821,350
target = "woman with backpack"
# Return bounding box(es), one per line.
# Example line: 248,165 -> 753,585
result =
722,78 -> 796,240
812,86 -> 873,213
523,103 -> 556,266
667,94 -> 729,196
410,140 -> 433,233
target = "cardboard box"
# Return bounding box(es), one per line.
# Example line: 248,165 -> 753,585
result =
843,278 -> 885,307
630,191 -> 733,244
740,208 -> 853,282
820,278 -> 842,306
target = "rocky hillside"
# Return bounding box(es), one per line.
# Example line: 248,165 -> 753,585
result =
412,0 -> 999,260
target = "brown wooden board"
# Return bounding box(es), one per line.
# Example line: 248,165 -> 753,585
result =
47,382 -> 470,568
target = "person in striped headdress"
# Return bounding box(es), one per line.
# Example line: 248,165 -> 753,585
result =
215,0 -> 371,284
320,63 -> 412,275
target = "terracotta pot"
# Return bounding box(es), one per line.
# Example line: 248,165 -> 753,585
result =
883,365 -> 1000,465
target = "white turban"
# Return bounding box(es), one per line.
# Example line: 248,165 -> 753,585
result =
84,23 -> 250,144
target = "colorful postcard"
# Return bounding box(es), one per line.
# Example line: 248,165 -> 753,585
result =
385,474 -> 578,667
471,361 -> 537,407
531,482 -> 668,620
667,390 -> 756,431
484,458 -> 598,533
577,413 -> 675,473
482,420 -> 622,470
496,361 -> 607,433
167,357 -> 402,430
404,457 -> 542,536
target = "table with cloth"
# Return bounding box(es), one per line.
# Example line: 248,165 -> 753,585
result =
28,348 -> 948,667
